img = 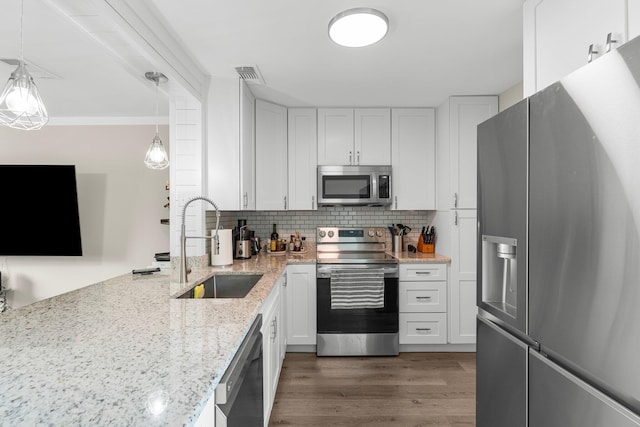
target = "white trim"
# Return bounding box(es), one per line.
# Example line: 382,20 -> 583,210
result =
47,116 -> 169,126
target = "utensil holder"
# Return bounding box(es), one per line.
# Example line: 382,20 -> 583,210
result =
392,235 -> 403,253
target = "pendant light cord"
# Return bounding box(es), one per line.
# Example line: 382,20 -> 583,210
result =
154,79 -> 159,136
19,0 -> 24,61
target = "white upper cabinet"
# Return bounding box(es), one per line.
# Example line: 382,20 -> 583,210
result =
256,99 -> 288,210
318,108 -> 391,165
288,108 -> 317,210
317,108 -> 353,165
391,108 -> 435,210
449,96 -> 498,210
354,108 -> 391,165
240,80 -> 256,210
524,0 -> 630,95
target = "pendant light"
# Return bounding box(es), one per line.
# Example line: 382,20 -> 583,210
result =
144,71 -> 169,170
328,8 -> 389,48
0,0 -> 48,130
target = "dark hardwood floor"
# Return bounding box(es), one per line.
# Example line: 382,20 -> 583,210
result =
269,352 -> 476,427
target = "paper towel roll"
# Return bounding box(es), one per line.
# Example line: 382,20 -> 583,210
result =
211,229 -> 233,266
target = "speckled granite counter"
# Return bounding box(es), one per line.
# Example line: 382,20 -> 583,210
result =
0,250 -> 315,426
391,251 -> 451,263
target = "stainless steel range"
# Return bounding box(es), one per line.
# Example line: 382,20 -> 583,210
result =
316,227 -> 399,356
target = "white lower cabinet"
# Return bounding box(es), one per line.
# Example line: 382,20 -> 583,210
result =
399,313 -> 447,344
261,276 -> 284,425
449,209 -> 478,344
286,264 -> 316,346
399,263 -> 448,345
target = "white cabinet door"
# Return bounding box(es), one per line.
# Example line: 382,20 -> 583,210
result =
449,209 -> 478,344
261,285 -> 281,425
286,264 -> 317,346
524,0 -> 627,95
256,99 -> 288,210
449,97 -> 498,210
391,108 -> 436,210
288,108 -> 317,210
317,108 -> 353,165
631,0 -> 640,40
354,108 -> 391,165
279,273 -> 287,361
240,80 -> 256,210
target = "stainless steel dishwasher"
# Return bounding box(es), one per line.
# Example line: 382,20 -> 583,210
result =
215,314 -> 263,427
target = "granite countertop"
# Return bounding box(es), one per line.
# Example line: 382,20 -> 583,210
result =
0,249 -> 315,426
391,251 -> 451,263
0,246 -> 447,426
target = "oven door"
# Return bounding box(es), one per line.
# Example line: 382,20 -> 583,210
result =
316,263 -> 399,356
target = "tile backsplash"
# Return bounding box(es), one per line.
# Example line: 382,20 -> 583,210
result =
205,206 -> 434,248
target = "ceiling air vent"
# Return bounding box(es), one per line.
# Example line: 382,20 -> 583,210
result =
0,58 -> 60,79
235,65 -> 265,84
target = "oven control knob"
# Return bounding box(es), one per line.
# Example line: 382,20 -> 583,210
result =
376,230 -> 383,237
368,230 -> 375,237
328,230 -> 334,238
319,230 -> 326,238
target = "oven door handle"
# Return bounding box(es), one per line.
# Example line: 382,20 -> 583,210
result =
317,264 -> 399,279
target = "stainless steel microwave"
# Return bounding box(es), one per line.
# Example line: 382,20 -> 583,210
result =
317,165 -> 392,206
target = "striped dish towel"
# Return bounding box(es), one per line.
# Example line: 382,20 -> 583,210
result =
330,269 -> 385,309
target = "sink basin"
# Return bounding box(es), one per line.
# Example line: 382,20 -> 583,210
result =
177,274 -> 263,299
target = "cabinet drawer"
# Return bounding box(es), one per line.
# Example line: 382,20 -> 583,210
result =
399,313 -> 447,344
399,281 -> 447,312
400,263 -> 447,281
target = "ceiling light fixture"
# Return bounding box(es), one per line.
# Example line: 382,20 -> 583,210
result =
144,71 -> 169,170
0,0 -> 48,130
328,8 -> 389,48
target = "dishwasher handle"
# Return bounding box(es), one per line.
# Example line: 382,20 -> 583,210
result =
216,314 -> 262,405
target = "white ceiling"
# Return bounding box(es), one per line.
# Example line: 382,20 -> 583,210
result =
0,0 -> 524,118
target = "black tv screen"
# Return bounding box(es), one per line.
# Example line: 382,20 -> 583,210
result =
0,165 -> 83,256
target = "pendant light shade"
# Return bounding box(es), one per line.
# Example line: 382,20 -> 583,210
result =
145,134 -> 169,170
328,8 -> 389,48
144,71 -> 169,170
0,0 -> 48,130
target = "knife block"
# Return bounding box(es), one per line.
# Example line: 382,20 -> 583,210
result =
417,235 -> 435,253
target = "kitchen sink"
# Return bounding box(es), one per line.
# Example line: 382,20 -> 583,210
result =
177,274 -> 263,299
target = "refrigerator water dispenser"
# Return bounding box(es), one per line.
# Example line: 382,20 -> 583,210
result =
482,235 -> 518,318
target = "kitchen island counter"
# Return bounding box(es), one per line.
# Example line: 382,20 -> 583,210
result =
0,249 -> 315,426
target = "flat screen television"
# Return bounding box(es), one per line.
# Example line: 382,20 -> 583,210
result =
0,165 -> 83,256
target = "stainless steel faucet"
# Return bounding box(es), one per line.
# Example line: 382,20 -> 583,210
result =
179,196 -> 220,283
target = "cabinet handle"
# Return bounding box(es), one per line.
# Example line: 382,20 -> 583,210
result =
453,192 -> 458,208
271,318 -> 277,342
416,296 -> 432,300
606,33 -> 618,53
394,196 -> 398,209
243,192 -> 248,209
357,151 -> 360,165
312,195 -> 315,210
416,328 -> 432,333
282,277 -> 287,287
349,151 -> 352,165
588,44 -> 599,63
454,211 -> 458,226
284,195 -> 287,210
415,271 -> 432,275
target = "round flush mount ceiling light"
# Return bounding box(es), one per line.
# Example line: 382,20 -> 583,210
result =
328,8 -> 389,48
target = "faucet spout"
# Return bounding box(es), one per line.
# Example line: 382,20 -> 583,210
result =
179,196 -> 220,283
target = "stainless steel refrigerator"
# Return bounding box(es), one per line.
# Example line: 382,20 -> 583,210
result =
476,35 -> 640,427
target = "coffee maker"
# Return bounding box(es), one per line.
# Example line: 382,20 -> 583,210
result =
234,219 -> 252,259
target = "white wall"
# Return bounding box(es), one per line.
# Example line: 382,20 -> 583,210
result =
499,81 -> 524,111
0,124 -> 170,308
